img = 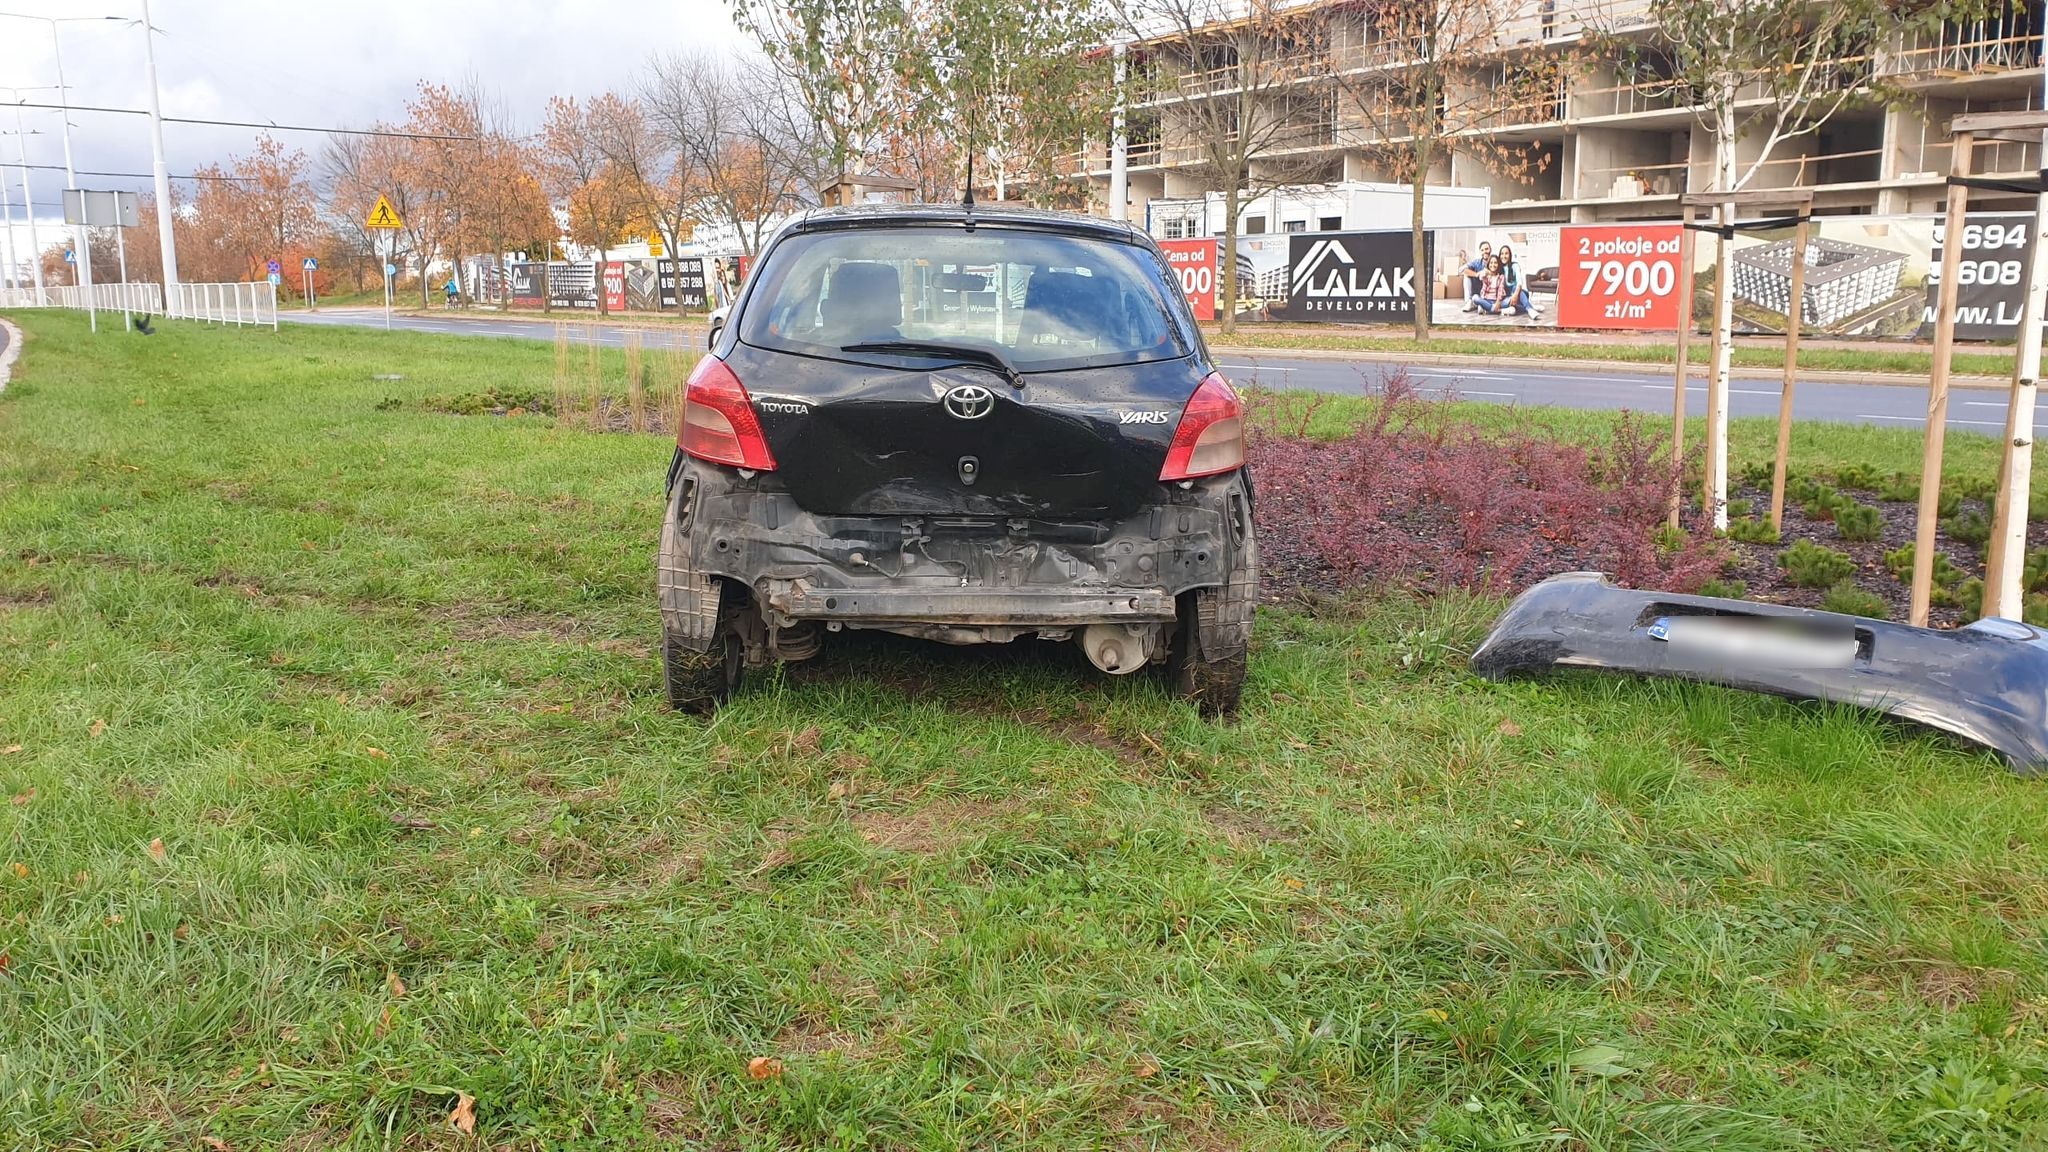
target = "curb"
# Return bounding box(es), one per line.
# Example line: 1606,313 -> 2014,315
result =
1206,343 -> 2008,390
0,317 -> 20,393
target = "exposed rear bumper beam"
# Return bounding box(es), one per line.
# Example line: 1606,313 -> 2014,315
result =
762,579 -> 1176,626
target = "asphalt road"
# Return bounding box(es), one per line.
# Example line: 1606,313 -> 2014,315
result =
281,307 -> 2021,433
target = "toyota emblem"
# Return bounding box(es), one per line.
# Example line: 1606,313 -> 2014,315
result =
943,383 -> 995,420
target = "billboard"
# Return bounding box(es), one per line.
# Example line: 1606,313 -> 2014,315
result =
1431,226 -> 1559,327
1285,231 -> 1429,324
1158,238 -> 1217,321
1557,224 -> 1685,330
1927,213 -> 2031,341
664,256 -> 708,310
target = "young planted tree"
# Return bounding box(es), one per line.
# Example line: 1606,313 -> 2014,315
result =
1327,0 -> 1564,340
1118,0 -> 1333,335
1609,0 -> 1972,525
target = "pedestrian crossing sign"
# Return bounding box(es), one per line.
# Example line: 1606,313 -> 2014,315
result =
365,195 -> 404,230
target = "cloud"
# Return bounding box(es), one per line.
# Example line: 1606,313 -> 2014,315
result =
2,0 -> 747,258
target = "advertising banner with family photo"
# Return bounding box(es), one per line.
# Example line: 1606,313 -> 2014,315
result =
1430,227 -> 1559,327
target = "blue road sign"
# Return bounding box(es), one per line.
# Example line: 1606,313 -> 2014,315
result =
63,249 -> 74,264
267,259 -> 281,275
267,272 -> 282,286
303,257 -> 318,271
384,262 -> 397,277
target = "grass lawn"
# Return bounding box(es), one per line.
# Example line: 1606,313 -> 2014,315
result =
2,311 -> 2045,1150
1209,328 -> 2015,379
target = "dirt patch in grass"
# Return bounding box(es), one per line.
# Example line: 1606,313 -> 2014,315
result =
850,797 -> 1015,855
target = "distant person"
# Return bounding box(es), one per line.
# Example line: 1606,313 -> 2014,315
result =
444,277 -> 459,309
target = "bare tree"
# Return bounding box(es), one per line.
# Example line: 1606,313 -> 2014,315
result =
1119,0 -> 1335,334
645,52 -> 810,257
1327,0 -> 1566,340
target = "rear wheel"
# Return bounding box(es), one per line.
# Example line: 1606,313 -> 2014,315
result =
1165,500 -> 1257,717
659,474 -> 745,713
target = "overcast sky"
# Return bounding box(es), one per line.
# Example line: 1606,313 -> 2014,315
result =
0,0 -> 748,271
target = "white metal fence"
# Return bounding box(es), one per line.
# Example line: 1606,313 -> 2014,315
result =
2,281 -> 278,331
168,282 -> 279,330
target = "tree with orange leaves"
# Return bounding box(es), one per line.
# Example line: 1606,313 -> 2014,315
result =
540,95 -> 642,315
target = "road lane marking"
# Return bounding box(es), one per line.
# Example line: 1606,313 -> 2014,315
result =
1859,413 -> 2007,427
1219,363 -> 1294,371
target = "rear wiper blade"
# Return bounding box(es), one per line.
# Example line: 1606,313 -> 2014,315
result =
840,340 -> 1026,390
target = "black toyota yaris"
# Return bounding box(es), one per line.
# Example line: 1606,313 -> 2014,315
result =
659,204 -> 1255,714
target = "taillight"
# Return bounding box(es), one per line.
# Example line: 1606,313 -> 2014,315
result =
680,356 -> 777,471
1159,371 -> 1244,481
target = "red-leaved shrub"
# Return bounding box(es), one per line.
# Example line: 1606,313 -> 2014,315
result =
1250,370 -> 1723,597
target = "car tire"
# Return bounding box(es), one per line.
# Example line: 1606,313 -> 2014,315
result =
1166,500 -> 1257,717
658,474 -> 744,713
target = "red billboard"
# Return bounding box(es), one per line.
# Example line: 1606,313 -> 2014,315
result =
1557,225 -> 1685,330
1159,238 -> 1217,322
602,261 -> 627,313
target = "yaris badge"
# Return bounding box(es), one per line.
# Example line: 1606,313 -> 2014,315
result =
943,383 -> 994,420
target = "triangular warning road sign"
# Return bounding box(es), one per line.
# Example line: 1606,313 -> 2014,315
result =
365,195 -> 404,230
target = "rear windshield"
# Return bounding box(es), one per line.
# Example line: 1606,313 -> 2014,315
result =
737,225 -> 1192,372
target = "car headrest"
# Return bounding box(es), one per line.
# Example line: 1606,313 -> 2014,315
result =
823,261 -> 902,335
1021,271 -> 1118,343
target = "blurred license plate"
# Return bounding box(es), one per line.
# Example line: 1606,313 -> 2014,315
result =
1647,616 -> 1857,669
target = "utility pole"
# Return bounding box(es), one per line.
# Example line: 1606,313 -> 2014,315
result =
47,18 -> 94,331
0,159 -> 13,292
140,0 -> 179,314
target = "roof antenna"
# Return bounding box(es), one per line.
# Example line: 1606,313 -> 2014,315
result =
962,99 -> 977,227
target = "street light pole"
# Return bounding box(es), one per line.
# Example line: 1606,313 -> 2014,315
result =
7,109 -> 42,298
45,18 -> 95,330
0,148 -> 16,293
140,0 -> 179,315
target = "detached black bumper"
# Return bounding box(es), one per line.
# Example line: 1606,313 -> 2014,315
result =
1471,572 -> 2048,774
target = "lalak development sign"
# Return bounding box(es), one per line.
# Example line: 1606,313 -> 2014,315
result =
1285,232 -> 1429,322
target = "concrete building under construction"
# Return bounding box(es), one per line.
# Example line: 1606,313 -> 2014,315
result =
1084,0 -> 2046,233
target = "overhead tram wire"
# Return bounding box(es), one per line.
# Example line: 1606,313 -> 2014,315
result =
13,162 -> 253,182
0,102 -> 479,142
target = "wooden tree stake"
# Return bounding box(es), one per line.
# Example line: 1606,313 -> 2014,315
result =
1912,131 -> 1974,627
1768,206 -> 1812,532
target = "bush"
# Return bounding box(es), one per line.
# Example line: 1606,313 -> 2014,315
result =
1698,578 -> 1748,600
1726,498 -> 1753,519
1788,476 -> 1830,505
1877,472 -> 1919,502
1953,578 -> 1984,622
1943,508 -> 1991,546
2025,548 -> 2048,594
1738,460 -> 1775,487
1832,463 -> 1883,491
1727,517 -> 1781,544
1802,486 -> 1854,523
1820,580 -> 1888,619
2028,594 -> 2048,629
1938,489 -> 1962,518
1782,539 -> 1856,588
1885,543 -> 1968,588
1249,372 -> 1724,596
1834,504 -> 1883,542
